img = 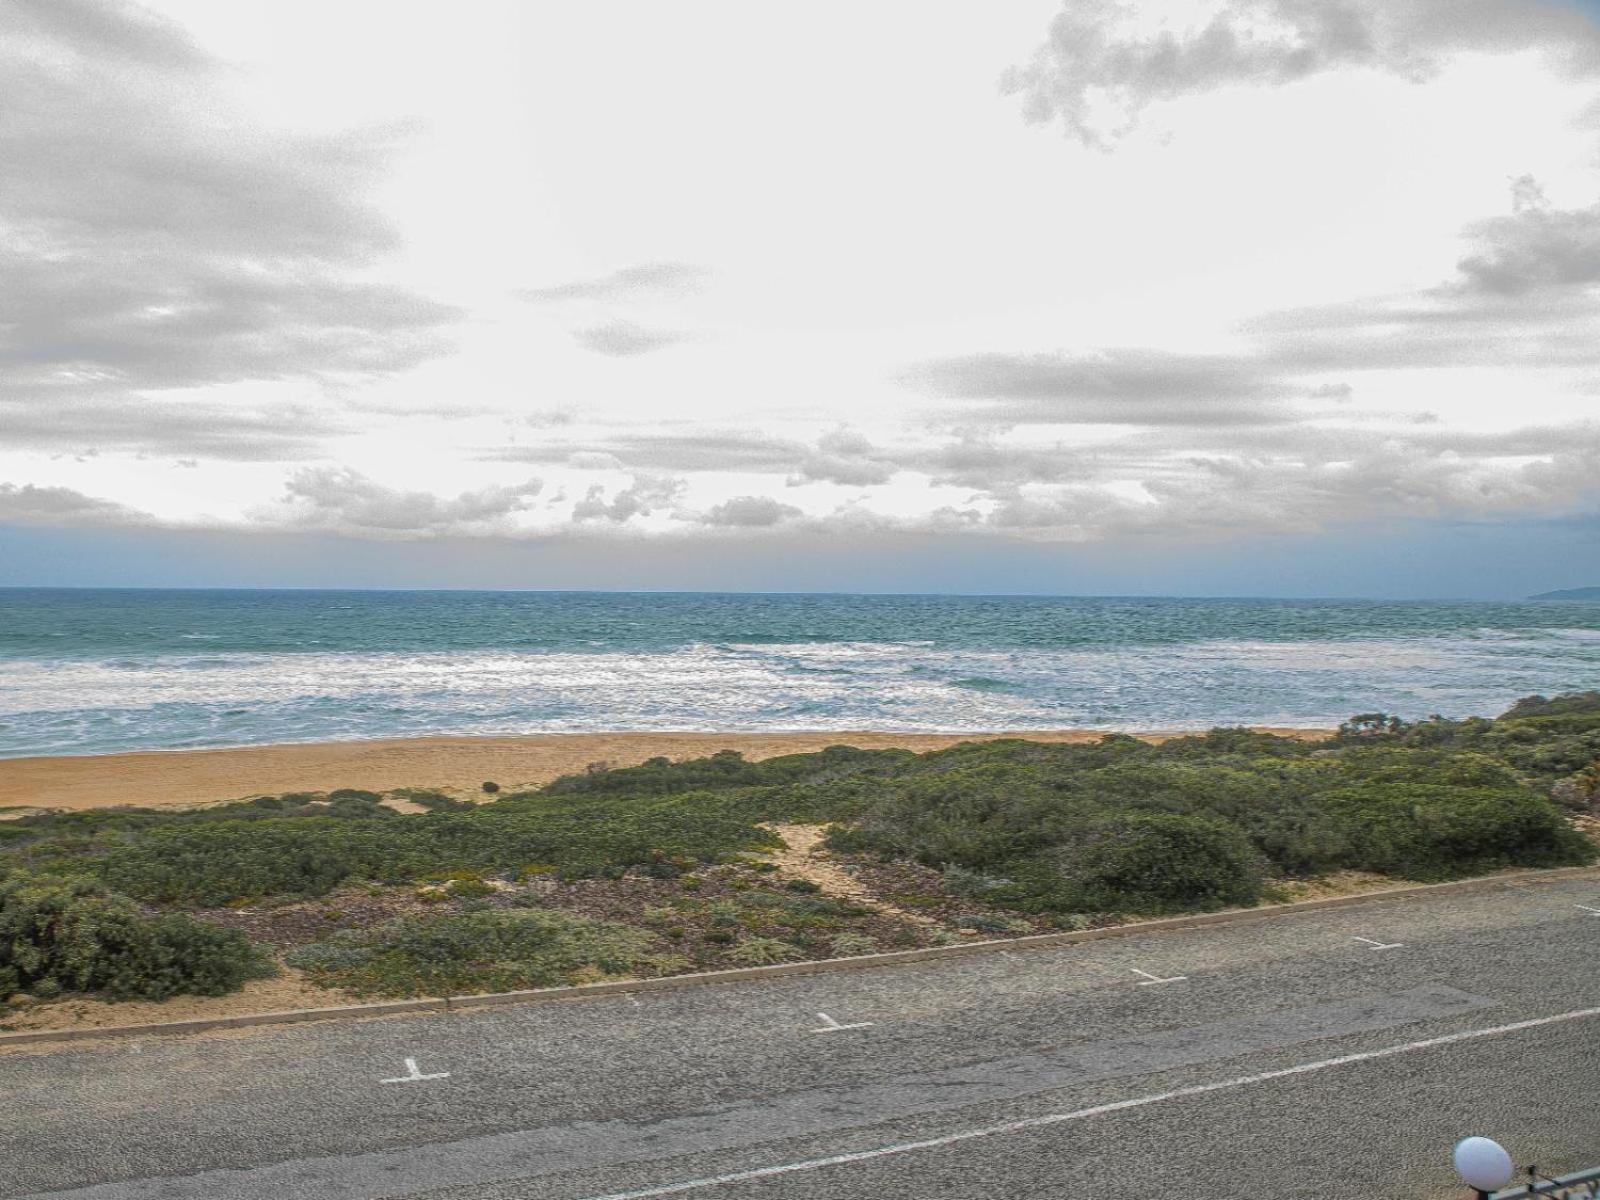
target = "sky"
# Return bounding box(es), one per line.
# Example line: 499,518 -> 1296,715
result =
3,0 -> 1600,598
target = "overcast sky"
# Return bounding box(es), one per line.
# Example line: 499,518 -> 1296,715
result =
4,0 -> 1600,597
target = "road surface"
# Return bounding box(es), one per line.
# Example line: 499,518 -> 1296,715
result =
4,872 -> 1598,1199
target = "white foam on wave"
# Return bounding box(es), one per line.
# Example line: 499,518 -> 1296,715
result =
4,631 -> 1600,756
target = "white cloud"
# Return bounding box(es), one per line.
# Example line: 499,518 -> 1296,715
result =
571,320 -> 691,358
571,474 -> 686,524
277,467 -> 544,538
5,0 -> 1600,587
0,0 -> 457,458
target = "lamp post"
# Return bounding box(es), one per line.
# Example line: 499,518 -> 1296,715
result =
1453,1137 -> 1600,1199
1455,1138 -> 1516,1199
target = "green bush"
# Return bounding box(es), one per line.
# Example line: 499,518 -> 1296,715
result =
285,908 -> 660,997
1320,784 -> 1592,879
1039,810 -> 1265,914
91,794 -> 780,906
0,873 -> 272,1002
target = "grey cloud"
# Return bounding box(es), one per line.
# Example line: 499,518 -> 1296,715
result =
0,1 -> 457,453
518,262 -> 709,304
1246,183 -> 1600,375
571,320 -> 690,358
280,468 -> 544,538
899,349 -> 1289,425
567,451 -> 626,471
606,433 -> 804,472
790,429 -> 898,486
0,395 -> 344,460
482,432 -> 805,473
699,496 -> 804,527
1007,0 -> 1600,147
11,0 -> 206,69
1145,420 -> 1600,463
1454,178 -> 1600,296
572,475 -> 685,523
0,481 -> 148,527
917,435 -> 1105,490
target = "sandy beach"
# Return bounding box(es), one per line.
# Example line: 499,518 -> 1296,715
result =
0,727 -> 1332,813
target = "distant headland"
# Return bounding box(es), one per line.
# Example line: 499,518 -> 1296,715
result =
1529,587 -> 1600,600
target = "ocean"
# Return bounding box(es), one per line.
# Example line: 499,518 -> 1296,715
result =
2,588 -> 1599,759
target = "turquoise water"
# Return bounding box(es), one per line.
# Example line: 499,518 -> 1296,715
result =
3,588 -> 1599,757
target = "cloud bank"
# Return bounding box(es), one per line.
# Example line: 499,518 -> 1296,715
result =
1005,0 -> 1600,147
0,0 -> 457,458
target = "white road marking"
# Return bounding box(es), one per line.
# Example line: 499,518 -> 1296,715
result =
809,1012 -> 873,1033
380,1057 -> 450,1084
579,1005 -> 1600,1200
1575,904 -> 1600,916
1130,968 -> 1187,986
1352,936 -> 1404,950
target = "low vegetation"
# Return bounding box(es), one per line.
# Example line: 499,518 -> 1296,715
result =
0,872 -> 272,1002
1,695 -> 1596,1010
285,908 -> 666,997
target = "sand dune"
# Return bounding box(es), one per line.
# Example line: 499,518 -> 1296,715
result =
0,727 -> 1333,813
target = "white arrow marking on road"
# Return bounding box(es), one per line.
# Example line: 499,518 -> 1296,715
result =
1352,936 -> 1403,950
380,1057 -> 450,1084
809,1012 -> 873,1033
1575,904 -> 1600,916
1130,968 -> 1186,986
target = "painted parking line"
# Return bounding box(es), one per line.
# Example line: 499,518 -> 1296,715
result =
1575,904 -> 1600,916
580,1005 -> 1600,1200
1130,968 -> 1187,986
379,1057 -> 450,1084
809,1012 -> 873,1033
26,986 -> 1494,1200
1352,936 -> 1404,950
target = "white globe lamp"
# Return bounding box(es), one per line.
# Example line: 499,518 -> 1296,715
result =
1454,1137 -> 1515,1196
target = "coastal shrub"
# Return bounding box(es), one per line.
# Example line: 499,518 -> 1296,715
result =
953,914 -> 1012,933
727,937 -> 800,966
0,873 -> 271,1002
1037,810 -> 1265,914
100,821 -> 386,905
829,932 -> 878,956
285,908 -> 658,997
1319,784 -> 1592,879
539,744 -> 912,802
941,864 -> 1012,895
389,789 -> 471,812
8,695 -> 1597,929
92,794 -> 780,906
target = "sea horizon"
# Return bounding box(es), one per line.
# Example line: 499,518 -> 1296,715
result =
5,588 -> 1600,760
0,583 -> 1567,602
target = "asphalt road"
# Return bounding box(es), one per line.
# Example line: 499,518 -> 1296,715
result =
4,873 -> 1599,1200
